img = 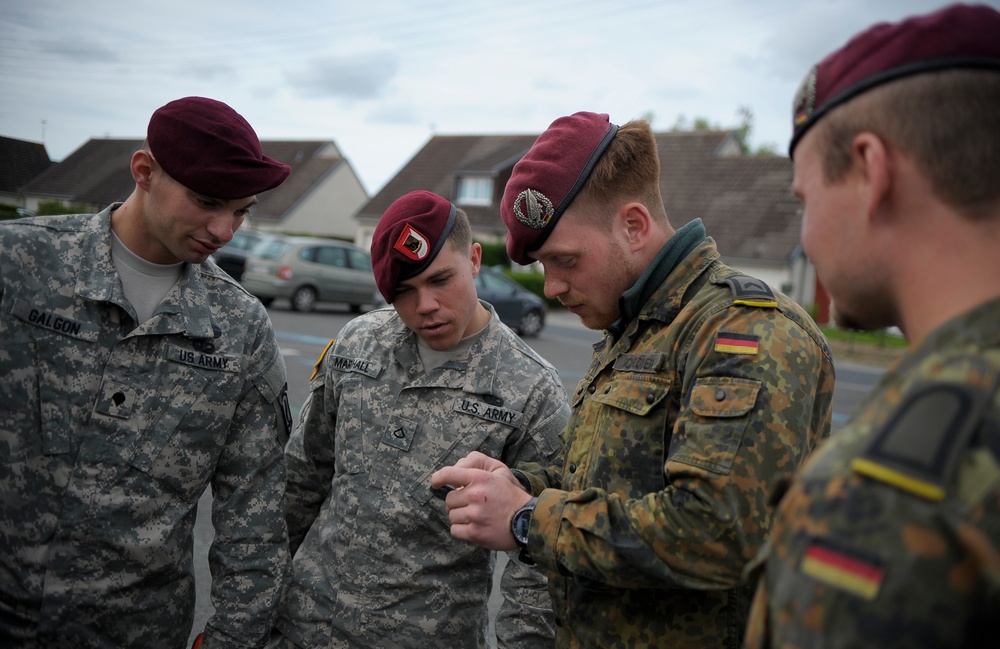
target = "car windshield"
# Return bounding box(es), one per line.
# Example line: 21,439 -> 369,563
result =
256,240 -> 292,260
227,233 -> 260,251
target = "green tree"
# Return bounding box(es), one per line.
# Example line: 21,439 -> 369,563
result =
668,107 -> 778,156
36,200 -> 91,215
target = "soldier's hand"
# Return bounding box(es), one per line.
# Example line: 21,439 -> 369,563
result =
431,465 -> 533,550
447,451 -> 523,488
451,450 -> 506,472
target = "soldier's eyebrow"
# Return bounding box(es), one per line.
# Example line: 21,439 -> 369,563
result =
425,266 -> 455,282
397,265 -> 455,291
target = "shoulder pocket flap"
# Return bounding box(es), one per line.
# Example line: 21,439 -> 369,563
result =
592,375 -> 671,416
689,377 -> 760,418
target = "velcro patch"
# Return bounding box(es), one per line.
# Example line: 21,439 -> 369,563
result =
94,380 -> 137,419
613,352 -> 666,373
382,415 -> 416,451
715,332 -> 760,355
12,298 -> 99,341
327,354 -> 381,378
721,275 -> 778,308
852,383 -> 990,501
168,345 -> 240,372
454,397 -> 523,428
800,541 -> 885,600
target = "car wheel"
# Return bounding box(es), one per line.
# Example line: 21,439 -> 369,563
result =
257,296 -> 274,308
518,309 -> 544,337
291,286 -> 318,312
349,303 -> 363,314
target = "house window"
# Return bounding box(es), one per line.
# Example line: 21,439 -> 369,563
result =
456,176 -> 493,206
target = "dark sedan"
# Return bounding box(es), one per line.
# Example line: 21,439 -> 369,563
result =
475,267 -> 547,337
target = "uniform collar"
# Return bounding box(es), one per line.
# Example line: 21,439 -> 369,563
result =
609,218 -> 707,338
75,203 -> 217,338
388,301 -> 508,395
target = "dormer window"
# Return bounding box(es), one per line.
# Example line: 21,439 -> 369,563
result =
456,175 -> 493,206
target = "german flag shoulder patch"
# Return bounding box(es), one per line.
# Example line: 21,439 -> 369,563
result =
715,332 -> 760,355
800,540 -> 885,600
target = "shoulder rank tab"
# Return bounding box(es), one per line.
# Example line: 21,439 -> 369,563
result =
719,274 -> 778,308
852,382 -> 991,501
310,338 -> 336,381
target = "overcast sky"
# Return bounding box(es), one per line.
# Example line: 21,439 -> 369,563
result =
2,0 -> 995,195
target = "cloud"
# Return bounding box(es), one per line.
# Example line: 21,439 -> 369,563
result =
174,60 -> 239,81
36,38 -> 119,63
285,52 -> 401,100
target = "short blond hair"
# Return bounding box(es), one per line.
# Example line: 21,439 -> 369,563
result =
815,69 -> 1000,219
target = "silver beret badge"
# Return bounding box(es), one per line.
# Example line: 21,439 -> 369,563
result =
513,189 -> 555,230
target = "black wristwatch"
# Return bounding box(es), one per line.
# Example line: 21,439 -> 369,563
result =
510,497 -> 538,564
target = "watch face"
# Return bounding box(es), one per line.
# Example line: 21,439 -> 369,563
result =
513,511 -> 530,543
511,498 -> 536,547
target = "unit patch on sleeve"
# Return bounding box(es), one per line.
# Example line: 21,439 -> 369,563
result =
851,382 -> 990,501
719,274 -> 778,308
310,338 -> 336,381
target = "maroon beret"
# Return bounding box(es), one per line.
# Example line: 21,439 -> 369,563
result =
791,3 -> 1000,156
147,96 -> 291,199
371,190 -> 457,303
501,112 -> 618,265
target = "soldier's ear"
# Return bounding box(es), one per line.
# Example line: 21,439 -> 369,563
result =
618,202 -> 653,253
469,242 -> 482,277
131,149 -> 155,190
851,132 -> 891,225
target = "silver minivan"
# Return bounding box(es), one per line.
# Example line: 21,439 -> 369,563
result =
241,236 -> 377,312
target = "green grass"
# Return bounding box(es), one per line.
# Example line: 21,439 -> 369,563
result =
820,325 -> 909,348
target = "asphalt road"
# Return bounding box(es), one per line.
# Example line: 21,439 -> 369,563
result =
189,300 -> 887,644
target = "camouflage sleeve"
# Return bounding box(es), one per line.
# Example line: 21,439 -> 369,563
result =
202,331 -> 292,648
528,304 -> 835,590
283,343 -> 338,555
747,357 -> 1000,648
495,365 -> 568,647
494,555 -> 557,649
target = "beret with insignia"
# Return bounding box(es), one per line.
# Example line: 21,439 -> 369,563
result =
501,111 -> 618,265
371,190 -> 456,304
790,3 -> 1000,157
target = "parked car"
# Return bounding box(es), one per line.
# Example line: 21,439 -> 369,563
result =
211,230 -> 274,281
475,266 -> 547,337
241,236 -> 378,312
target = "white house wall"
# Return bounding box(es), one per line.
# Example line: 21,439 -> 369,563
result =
276,164 -> 368,239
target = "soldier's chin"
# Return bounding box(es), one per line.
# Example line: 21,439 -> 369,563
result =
831,302 -> 886,332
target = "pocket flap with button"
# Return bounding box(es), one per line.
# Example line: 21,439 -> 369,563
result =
689,377 -> 760,418
592,375 -> 671,416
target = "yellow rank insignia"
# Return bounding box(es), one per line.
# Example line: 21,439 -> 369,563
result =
800,541 -> 884,600
715,332 -> 760,355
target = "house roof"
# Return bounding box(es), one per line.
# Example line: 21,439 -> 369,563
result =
655,130 -> 801,262
359,129 -> 801,262
20,138 -> 343,220
0,135 -> 54,195
358,134 -> 539,237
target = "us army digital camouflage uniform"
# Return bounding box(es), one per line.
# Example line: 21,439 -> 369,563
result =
744,296 -> 1000,648
0,208 -> 292,649
514,230 -> 836,648
276,304 -> 569,648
